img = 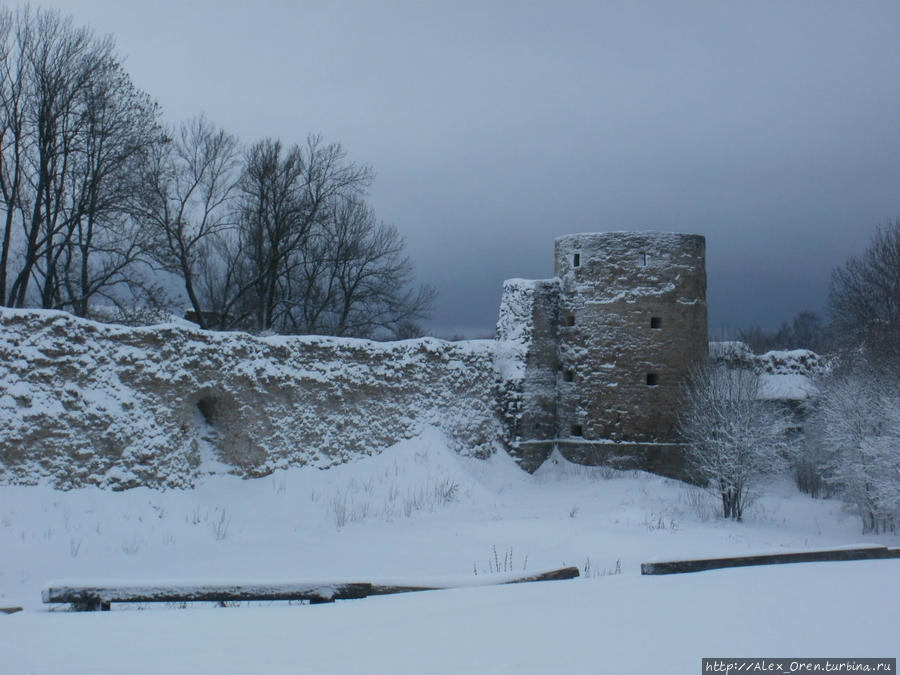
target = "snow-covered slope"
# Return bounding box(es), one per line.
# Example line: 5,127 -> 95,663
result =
2,430 -> 897,673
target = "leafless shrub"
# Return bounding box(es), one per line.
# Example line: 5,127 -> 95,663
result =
211,509 -> 230,541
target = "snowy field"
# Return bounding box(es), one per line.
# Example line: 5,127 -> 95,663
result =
3,428 -> 898,673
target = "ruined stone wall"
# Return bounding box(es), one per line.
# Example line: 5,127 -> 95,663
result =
0,231 -> 713,488
710,341 -> 826,378
496,278 -> 560,471
0,309 -> 511,489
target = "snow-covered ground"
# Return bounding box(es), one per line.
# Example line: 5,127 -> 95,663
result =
2,428 -> 898,673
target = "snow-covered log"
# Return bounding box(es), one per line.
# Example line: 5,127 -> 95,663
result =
367,566 -> 580,595
42,580 -> 374,610
43,567 -> 581,610
640,545 -> 900,575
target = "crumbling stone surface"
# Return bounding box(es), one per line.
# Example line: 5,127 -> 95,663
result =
0,310 -> 508,489
553,232 -> 708,444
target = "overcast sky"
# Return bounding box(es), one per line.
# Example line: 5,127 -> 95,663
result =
50,1 -> 900,337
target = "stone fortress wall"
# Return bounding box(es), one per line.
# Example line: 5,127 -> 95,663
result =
0,311 -> 506,489
1,232 -> 711,489
502,232 -> 708,475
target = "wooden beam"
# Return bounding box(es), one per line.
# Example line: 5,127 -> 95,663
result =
42,567 -> 582,610
1,606 -> 23,615
368,566 -> 582,596
641,546 -> 900,575
42,582 -> 373,610
503,567 -> 580,584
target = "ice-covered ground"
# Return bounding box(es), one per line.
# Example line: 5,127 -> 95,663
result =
2,428 -> 898,673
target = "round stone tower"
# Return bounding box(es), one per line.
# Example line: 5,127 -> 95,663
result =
553,232 -> 707,460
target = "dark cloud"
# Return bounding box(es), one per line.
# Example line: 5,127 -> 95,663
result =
59,0 -> 900,336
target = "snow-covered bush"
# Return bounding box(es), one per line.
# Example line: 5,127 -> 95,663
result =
678,363 -> 791,521
806,367 -> 900,533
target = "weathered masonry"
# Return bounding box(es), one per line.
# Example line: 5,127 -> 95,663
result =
0,231 -> 707,489
498,232 -> 708,477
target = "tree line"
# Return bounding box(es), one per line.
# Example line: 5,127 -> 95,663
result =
736,311 -> 830,355
0,6 -> 434,338
681,221 -> 899,532
733,220 -> 900,357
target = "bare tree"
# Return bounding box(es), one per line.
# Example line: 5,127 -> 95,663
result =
14,9 -> 113,307
228,136 -> 373,333
789,311 -> 827,352
1,8 -> 433,334
0,6 -> 162,315
55,59 -> 161,316
135,115 -> 239,328
222,138 -> 435,338
285,198 -> 435,338
0,8 -> 29,305
678,363 -> 790,520
829,220 -> 900,367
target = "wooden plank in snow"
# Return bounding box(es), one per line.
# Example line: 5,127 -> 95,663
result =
367,566 -> 582,596
1,606 -> 23,614
42,582 -> 373,611
641,546 -> 900,575
504,567 -> 580,583
42,567 -> 582,611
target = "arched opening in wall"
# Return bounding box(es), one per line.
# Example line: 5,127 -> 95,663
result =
563,370 -> 574,382
573,253 -> 581,268
650,317 -> 662,329
196,396 -> 218,425
570,424 -> 583,437
565,314 -> 575,327
646,373 -> 659,386
193,395 -> 228,472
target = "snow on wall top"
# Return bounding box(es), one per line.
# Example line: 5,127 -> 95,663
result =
709,341 -> 826,400
554,230 -> 704,246
756,349 -> 826,376
709,341 -> 753,360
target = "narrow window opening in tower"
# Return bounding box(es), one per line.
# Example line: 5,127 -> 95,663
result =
650,317 -> 662,329
570,424 -> 583,437
641,252 -> 648,266
566,315 -> 575,327
563,370 -> 574,382
573,252 -> 580,268
646,373 -> 659,386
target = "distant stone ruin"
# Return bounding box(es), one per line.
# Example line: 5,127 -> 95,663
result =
499,232 -> 708,475
1,231 -> 719,489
